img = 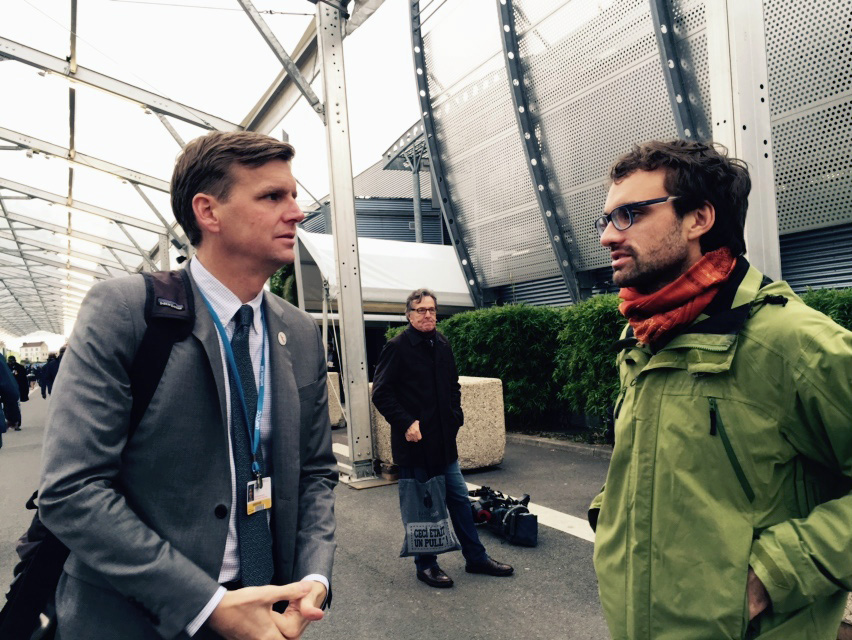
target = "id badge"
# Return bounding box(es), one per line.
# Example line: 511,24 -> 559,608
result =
246,477 -> 272,515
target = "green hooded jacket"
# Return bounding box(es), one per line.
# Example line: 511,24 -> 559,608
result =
590,260 -> 852,639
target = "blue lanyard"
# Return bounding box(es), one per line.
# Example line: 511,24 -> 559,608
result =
199,293 -> 267,480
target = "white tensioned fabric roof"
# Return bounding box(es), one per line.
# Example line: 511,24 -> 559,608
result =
297,229 -> 473,314
0,0 -> 405,341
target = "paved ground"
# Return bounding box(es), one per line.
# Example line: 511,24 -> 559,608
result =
1,395 -> 612,639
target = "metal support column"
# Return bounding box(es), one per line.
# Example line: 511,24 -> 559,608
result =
158,234 -> 170,270
292,240 -> 306,311
497,0 -> 582,303
706,0 -> 781,279
410,0 -> 486,307
409,154 -> 423,243
648,0 -> 697,139
316,1 -> 375,480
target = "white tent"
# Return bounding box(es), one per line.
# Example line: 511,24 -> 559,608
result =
296,230 -> 473,318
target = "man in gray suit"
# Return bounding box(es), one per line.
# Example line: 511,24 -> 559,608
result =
39,131 -> 337,640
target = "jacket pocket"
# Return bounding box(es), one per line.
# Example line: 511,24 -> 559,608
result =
709,397 -> 755,503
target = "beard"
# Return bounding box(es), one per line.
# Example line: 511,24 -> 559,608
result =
611,226 -> 691,294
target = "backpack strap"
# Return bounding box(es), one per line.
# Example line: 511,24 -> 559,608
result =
128,269 -> 195,436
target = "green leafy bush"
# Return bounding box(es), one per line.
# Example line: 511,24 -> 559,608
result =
553,294 -> 625,418
385,324 -> 406,341
374,287 -> 850,434
800,288 -> 852,331
384,306 -> 564,427
269,263 -> 297,306
438,305 -> 564,428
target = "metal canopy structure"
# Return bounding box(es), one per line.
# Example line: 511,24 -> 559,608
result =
381,121 -> 431,243
0,0 -> 383,343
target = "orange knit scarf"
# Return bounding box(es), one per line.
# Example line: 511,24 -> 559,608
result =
619,247 -> 736,345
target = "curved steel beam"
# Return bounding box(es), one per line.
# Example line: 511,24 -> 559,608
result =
497,0 -> 582,304
648,0 -> 697,139
409,0 -> 486,307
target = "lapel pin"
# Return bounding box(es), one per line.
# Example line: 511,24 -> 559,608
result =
278,331 -> 287,346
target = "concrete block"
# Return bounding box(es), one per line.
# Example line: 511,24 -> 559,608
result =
371,376 -> 505,471
327,372 -> 344,427
844,593 -> 852,624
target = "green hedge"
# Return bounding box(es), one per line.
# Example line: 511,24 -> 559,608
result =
269,263 -> 297,306
385,306 -> 564,428
553,295 -> 625,418
378,287 -> 851,432
800,288 -> 852,331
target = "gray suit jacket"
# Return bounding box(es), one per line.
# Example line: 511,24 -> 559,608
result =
39,269 -> 337,640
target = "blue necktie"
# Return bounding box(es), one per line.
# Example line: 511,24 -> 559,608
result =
230,305 -> 274,586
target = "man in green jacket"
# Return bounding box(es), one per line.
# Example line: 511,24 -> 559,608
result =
590,139 -> 852,639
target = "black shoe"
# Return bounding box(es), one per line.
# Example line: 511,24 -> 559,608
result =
465,556 -> 513,577
416,566 -> 454,588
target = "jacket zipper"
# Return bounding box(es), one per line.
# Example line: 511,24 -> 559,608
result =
708,398 -> 755,503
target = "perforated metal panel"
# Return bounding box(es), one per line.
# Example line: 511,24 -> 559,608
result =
423,0 -> 560,287
670,0 -> 711,141
514,0 -> 710,271
764,0 -> 852,234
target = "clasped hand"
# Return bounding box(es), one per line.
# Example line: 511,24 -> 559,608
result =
207,580 -> 326,640
405,421 -> 422,442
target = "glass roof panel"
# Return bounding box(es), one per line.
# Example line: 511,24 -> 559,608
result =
73,83 -> 184,180
72,0 -> 310,122
70,163 -> 167,224
0,150 -> 72,194
0,0 -> 74,57
0,62 -> 71,146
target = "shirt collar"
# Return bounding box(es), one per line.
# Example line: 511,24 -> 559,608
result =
190,258 -> 264,334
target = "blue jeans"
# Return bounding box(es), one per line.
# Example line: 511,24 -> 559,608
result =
398,460 -> 488,572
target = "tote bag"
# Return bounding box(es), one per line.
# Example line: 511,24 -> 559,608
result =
398,474 -> 461,557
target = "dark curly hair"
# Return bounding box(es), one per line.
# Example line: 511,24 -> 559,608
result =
610,140 -> 751,256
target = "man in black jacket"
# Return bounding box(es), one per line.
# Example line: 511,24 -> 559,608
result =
372,288 -> 513,588
5,356 -> 27,429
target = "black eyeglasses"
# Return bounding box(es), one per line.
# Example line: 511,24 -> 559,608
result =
410,307 -> 437,316
594,196 -> 679,236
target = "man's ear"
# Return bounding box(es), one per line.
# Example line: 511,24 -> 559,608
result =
684,201 -> 715,242
192,193 -> 220,237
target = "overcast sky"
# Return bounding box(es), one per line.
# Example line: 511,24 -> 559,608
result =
1,0 -> 423,350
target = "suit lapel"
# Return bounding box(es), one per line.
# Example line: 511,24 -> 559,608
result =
189,274 -> 228,433
264,293 -> 300,482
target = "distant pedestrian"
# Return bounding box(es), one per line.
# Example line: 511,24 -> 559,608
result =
0,355 -> 21,445
372,288 -> 513,589
27,364 -> 37,391
7,356 -> 28,402
43,353 -> 59,396
37,363 -> 48,399
5,356 -> 27,430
